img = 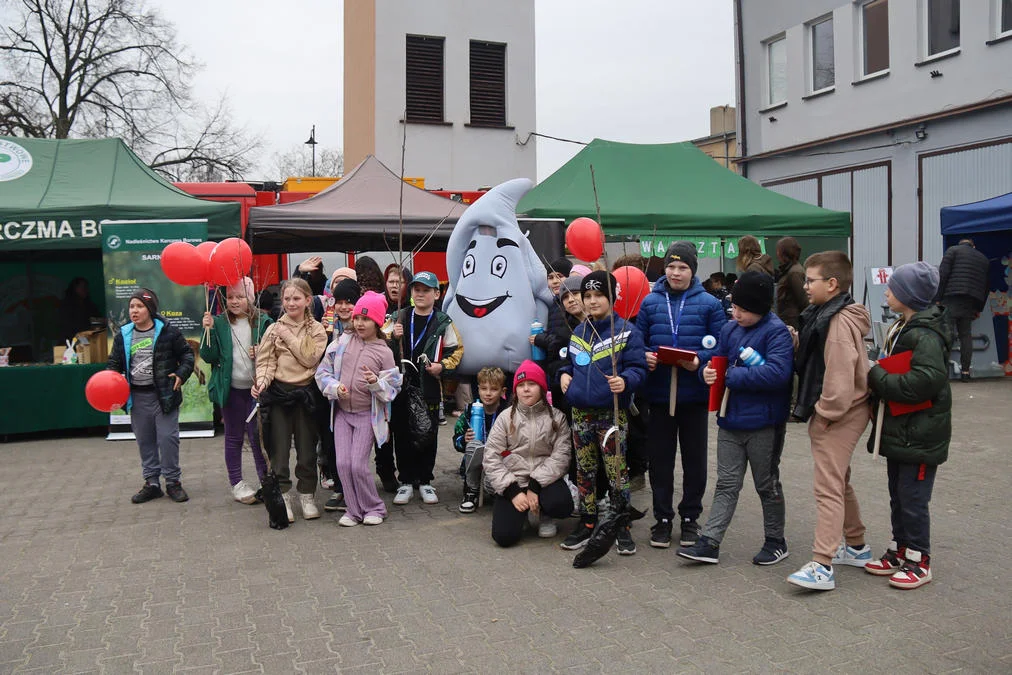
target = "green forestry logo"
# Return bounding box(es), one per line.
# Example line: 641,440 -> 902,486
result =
0,140 -> 33,182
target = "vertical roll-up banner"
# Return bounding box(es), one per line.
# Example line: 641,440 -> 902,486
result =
101,220 -> 214,439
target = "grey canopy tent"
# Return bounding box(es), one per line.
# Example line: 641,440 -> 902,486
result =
247,155 -> 469,253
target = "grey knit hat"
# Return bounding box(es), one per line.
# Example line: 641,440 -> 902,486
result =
888,262 -> 939,311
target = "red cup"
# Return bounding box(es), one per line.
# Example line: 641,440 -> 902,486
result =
708,355 -> 728,412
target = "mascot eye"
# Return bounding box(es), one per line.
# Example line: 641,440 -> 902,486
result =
463,254 -> 476,277
491,255 -> 508,278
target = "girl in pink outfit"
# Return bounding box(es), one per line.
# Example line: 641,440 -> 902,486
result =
316,291 -> 402,526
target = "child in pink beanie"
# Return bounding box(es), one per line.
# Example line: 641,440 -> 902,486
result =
316,291 -> 402,525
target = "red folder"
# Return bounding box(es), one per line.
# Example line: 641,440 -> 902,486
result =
877,351 -> 933,416
656,346 -> 697,366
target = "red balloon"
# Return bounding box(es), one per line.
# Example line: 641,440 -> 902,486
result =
566,217 -> 604,263
613,266 -> 650,319
208,238 -> 253,287
193,241 -> 217,285
85,370 -> 130,413
160,242 -> 204,286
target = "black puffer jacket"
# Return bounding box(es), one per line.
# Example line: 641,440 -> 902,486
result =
107,317 -> 195,413
867,306 -> 952,465
935,243 -> 990,311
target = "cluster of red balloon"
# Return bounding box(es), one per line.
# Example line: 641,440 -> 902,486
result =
564,217 -> 649,319
160,238 -> 253,288
85,370 -> 130,412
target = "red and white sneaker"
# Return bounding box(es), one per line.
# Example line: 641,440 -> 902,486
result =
865,541 -> 906,576
889,550 -> 932,589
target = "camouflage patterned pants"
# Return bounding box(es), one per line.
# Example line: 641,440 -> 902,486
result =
571,407 -> 629,517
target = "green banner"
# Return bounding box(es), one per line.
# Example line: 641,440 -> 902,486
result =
101,221 -> 212,434
639,235 -> 766,260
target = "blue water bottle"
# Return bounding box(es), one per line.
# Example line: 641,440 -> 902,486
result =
470,401 -> 486,444
530,320 -> 546,361
739,346 -> 766,367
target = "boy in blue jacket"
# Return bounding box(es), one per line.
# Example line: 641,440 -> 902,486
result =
558,271 -> 648,555
676,272 -> 794,565
636,242 -> 726,548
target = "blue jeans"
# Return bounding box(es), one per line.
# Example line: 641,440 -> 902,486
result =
130,388 -> 181,483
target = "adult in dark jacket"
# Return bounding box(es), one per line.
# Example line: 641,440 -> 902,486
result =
866,262 -> 951,587
774,237 -> 808,330
60,277 -> 101,342
107,289 -> 195,504
635,242 -> 727,549
934,239 -> 990,380
736,235 -> 775,276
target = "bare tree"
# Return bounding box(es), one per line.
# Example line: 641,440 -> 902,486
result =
0,0 -> 259,179
271,144 -> 344,180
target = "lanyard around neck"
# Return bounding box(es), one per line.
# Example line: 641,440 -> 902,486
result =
410,312 -> 433,353
666,295 -> 687,339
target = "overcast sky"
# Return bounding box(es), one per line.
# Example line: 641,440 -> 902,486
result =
152,0 -> 735,182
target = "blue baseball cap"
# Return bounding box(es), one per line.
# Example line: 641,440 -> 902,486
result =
411,271 -> 439,289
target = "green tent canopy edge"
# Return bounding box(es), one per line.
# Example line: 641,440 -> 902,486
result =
0,136 -> 240,251
517,138 -> 851,239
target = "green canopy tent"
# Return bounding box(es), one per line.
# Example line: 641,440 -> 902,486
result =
0,136 -> 239,251
0,136 -> 240,435
517,139 -> 850,238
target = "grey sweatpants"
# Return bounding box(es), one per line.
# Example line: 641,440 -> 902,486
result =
701,426 -> 785,545
130,388 -> 181,483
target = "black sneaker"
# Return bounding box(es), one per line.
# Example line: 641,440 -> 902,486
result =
560,520 -> 595,550
165,482 -> 189,503
458,488 -> 479,514
616,525 -> 637,555
679,518 -> 701,546
324,493 -> 346,512
131,482 -> 163,504
752,538 -> 789,566
677,536 -> 720,564
649,519 -> 673,548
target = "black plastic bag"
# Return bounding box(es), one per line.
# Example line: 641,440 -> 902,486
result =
402,384 -> 435,450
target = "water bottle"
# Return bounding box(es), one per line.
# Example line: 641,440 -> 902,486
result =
739,346 -> 766,367
470,401 -> 486,444
530,320 -> 546,361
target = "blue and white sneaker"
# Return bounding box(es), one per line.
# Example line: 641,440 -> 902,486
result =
787,561 -> 835,590
832,542 -> 873,567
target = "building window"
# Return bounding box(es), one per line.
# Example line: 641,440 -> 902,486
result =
926,0 -> 960,56
469,40 -> 507,127
810,16 -> 835,91
766,36 -> 787,105
1000,0 -> 1012,35
862,0 -> 890,76
405,35 -> 444,123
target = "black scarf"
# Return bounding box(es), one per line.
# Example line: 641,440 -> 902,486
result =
793,292 -> 854,420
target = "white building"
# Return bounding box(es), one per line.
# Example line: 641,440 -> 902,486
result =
734,0 -> 1012,300
343,0 -> 537,190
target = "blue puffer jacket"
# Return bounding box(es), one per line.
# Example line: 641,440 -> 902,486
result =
558,316 -> 647,410
636,277 -> 727,404
707,312 -> 794,431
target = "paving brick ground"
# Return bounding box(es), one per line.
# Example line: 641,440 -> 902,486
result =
1,380 -> 1010,674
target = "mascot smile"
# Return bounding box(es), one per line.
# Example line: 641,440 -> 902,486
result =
444,178 -> 554,375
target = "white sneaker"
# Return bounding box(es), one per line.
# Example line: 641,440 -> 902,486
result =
419,484 -> 438,504
282,492 -> 295,523
538,518 -> 558,538
231,480 -> 257,504
393,484 -> 413,505
363,514 -> 384,526
338,514 -> 359,527
300,493 -> 320,520
832,542 -> 873,567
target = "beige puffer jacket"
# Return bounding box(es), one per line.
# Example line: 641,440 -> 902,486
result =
482,400 -> 572,495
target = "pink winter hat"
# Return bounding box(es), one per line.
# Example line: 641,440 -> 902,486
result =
513,359 -> 548,394
353,291 -> 388,326
227,276 -> 255,301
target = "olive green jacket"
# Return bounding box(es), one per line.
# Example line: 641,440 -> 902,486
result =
200,313 -> 273,408
867,305 -> 952,465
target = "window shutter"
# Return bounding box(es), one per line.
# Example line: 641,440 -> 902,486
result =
469,41 -> 506,126
406,35 -> 444,123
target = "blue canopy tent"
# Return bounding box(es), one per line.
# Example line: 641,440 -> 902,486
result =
939,192 -> 1012,376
